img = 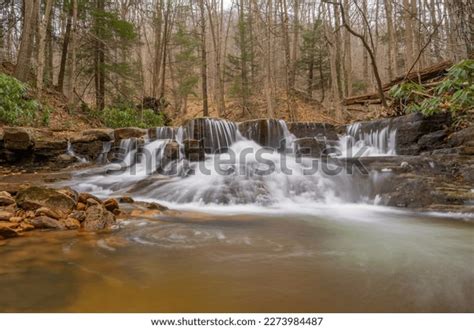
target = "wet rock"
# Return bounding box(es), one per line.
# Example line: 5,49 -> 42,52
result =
294,138 -> 326,158
448,126 -> 474,147
30,216 -> 66,230
287,122 -> 338,140
114,127 -> 147,140
19,222 -> 34,232
0,226 -> 19,239
69,140 -> 104,162
63,217 -> 81,230
3,127 -> 33,150
58,188 -> 79,203
69,210 -> 86,222
118,196 -> 134,204
104,198 -> 119,212
164,141 -> 180,160
0,191 -> 15,206
56,154 -> 76,165
418,130 -> 448,151
146,202 -> 168,211
83,205 -> 115,231
183,139 -> 205,162
15,186 -> 76,215
76,202 -> 87,211
9,217 -> 23,223
86,198 -> 100,207
0,210 -> 13,221
78,192 -> 102,204
35,207 -> 62,220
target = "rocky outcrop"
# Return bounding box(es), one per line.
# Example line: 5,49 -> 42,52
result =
287,122 -> 338,140
3,127 -> 33,150
0,187 -> 120,240
114,127 -> 147,140
344,112 -> 452,155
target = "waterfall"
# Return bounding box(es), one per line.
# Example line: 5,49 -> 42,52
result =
338,123 -> 397,157
68,118 -> 389,207
238,119 -> 296,150
66,141 -> 87,163
96,141 -> 112,164
183,118 -> 238,153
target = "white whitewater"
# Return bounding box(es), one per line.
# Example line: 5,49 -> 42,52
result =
67,119 -> 392,209
338,123 -> 397,157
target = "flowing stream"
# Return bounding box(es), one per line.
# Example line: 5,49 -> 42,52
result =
1,119 -> 472,312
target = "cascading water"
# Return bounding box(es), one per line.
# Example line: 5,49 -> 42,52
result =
238,119 -> 296,150
338,122 -> 397,157
183,118 -> 238,153
67,118 -> 390,209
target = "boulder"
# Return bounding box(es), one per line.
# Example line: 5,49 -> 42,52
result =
63,217 -> 81,230
114,127 -> 147,140
83,205 -> 115,231
35,207 -> 62,220
0,191 -> 15,206
3,127 -> 33,150
69,140 -> 105,161
146,202 -> 168,211
104,198 -> 119,212
118,196 -> 134,204
69,210 -> 86,222
183,139 -> 205,162
78,192 -> 102,204
448,126 -> 474,147
0,210 -> 14,221
0,226 -> 18,239
16,187 -> 76,215
30,216 -> 66,230
417,130 -> 448,151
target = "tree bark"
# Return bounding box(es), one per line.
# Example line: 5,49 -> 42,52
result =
15,0 -> 38,82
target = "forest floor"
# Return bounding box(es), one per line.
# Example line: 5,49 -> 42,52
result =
1,61 -> 372,130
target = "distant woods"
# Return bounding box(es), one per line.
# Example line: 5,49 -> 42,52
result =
0,0 -> 471,121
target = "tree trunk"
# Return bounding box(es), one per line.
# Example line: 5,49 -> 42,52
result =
15,0 -> 38,82
36,0 -> 54,94
384,0 -> 396,80
58,3 -> 73,93
343,0 -> 352,96
199,0 -> 209,117
94,0 -> 105,111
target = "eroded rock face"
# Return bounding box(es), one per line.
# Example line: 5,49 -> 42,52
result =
114,127 -> 147,140
83,205 -> 115,231
287,122 -> 338,140
15,187 -> 76,215
164,141 -> 180,160
3,127 -> 33,151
